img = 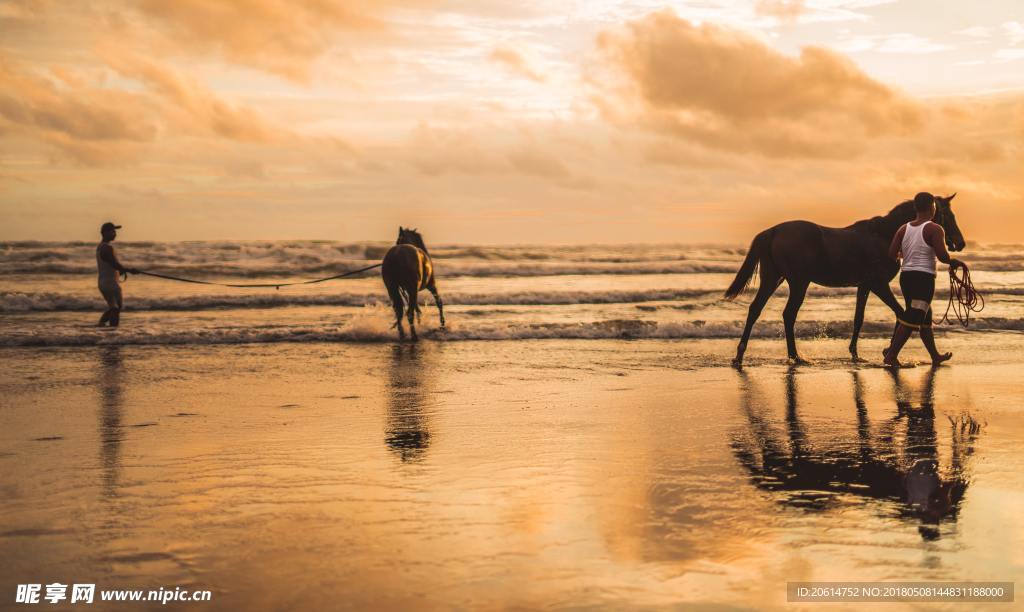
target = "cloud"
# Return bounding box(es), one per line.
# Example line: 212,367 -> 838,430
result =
488,46 -> 545,82
0,0 -> 51,20
103,52 -> 280,142
594,11 -> 921,158
994,48 -> 1024,61
0,48 -> 293,164
1003,21 -> 1024,45
835,33 -> 953,54
955,26 -> 992,39
0,54 -> 157,163
131,0 -> 419,82
506,148 -> 570,179
755,0 -> 807,22
404,123 -> 595,190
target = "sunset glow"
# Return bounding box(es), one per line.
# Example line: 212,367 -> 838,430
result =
2,0 -> 1022,243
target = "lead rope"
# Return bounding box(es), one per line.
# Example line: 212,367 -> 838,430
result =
131,263 -> 383,290
939,263 -> 984,327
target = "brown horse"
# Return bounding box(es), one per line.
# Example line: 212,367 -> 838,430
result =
725,194 -> 965,366
382,227 -> 445,341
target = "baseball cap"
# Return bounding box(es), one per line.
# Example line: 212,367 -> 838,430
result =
100,222 -> 122,232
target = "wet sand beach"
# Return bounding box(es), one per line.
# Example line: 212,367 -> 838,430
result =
2,336 -> 1022,609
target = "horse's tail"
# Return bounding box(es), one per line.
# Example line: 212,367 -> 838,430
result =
724,228 -> 773,300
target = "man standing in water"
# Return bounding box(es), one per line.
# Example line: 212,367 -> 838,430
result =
883,193 -> 963,367
97,222 -> 138,328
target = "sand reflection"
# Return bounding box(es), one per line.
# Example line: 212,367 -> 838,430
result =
732,366 -> 981,539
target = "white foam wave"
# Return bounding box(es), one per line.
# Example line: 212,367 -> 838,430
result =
0,289 -> 717,313
9,284 -> 1024,314
2,309 -> 1019,347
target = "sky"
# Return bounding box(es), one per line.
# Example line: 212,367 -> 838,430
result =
1,0 -> 1022,244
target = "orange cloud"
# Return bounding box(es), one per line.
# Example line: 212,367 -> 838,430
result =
133,0 -> 415,82
0,47 -> 290,165
488,47 -> 545,82
755,0 -> 807,22
0,54 -> 156,163
103,52 -> 279,142
595,11 -> 922,158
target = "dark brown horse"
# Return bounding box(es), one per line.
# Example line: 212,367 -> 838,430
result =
725,194 -> 965,366
382,227 -> 445,341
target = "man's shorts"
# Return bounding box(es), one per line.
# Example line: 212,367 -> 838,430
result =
899,271 -> 935,329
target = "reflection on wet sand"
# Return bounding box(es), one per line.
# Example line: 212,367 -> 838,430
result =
97,345 -> 124,498
384,344 -> 433,462
732,366 -> 982,540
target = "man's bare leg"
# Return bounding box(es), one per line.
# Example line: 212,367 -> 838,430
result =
99,289 -> 123,328
884,324 -> 914,367
99,293 -> 117,326
920,326 -> 952,365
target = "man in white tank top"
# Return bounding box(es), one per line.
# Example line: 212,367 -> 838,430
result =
883,193 -> 964,367
97,222 -> 139,328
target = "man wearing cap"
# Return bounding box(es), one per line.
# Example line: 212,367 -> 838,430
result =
97,222 -> 139,328
882,193 -> 964,367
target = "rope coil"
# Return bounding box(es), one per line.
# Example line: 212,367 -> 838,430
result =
940,263 -> 984,327
133,263 -> 382,290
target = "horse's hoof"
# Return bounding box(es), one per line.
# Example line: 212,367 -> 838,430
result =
789,357 -> 810,366
850,355 -> 865,363
731,357 -> 744,369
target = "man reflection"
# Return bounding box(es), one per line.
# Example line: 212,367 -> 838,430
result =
732,367 -> 980,539
384,344 -> 433,462
97,346 -> 125,498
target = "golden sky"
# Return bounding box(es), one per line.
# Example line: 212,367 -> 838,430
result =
1,0 -> 1022,243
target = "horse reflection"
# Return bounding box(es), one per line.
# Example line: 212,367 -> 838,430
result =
732,367 -> 980,539
97,345 -> 125,498
384,344 -> 433,462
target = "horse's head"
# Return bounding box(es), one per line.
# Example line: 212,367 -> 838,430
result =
933,193 -> 965,252
396,226 -> 428,252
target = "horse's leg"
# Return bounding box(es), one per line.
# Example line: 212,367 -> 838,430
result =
405,286 -> 419,342
783,279 -> 810,363
869,280 -> 903,319
849,284 -> 870,361
733,270 -> 781,367
869,280 -> 904,357
387,283 -> 405,341
427,282 -> 445,328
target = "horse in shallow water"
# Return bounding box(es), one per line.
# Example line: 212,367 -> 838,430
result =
382,227 -> 445,341
724,194 -> 965,366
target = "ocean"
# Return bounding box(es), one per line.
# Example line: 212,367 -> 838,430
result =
2,240 -> 1022,347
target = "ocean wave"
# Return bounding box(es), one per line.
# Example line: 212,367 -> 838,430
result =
4,258 -> 1022,278
6,284 -> 1024,313
0,289 -> 718,313
3,240 -> 1022,279
2,309 -> 1020,347
0,260 -> 740,278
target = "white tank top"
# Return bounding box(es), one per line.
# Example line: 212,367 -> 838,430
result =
900,222 -> 936,275
96,243 -> 122,289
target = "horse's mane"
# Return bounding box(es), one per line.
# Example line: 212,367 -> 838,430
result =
847,200 -> 916,236
400,229 -> 428,253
